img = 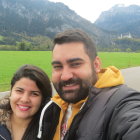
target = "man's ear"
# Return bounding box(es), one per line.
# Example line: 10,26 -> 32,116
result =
93,56 -> 101,73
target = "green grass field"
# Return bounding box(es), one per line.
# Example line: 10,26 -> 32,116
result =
99,52 -> 140,68
0,51 -> 140,92
0,51 -> 52,92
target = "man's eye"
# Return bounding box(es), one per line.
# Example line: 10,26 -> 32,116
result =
53,65 -> 62,69
71,63 -> 81,67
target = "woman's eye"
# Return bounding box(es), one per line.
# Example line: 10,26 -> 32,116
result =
15,90 -> 23,93
31,92 -> 40,96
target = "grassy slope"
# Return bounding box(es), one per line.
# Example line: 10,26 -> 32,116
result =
0,51 -> 140,91
99,52 -> 140,69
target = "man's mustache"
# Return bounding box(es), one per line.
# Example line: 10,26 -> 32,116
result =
59,78 -> 80,87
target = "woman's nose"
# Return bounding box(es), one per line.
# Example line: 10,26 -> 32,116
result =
20,93 -> 30,103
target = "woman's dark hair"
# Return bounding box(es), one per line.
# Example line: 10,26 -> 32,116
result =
11,64 -> 52,99
1,64 -> 52,140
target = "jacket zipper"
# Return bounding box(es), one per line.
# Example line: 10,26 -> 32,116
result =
0,134 -> 7,140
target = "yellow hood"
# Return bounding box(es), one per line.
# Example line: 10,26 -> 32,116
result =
52,66 -> 124,140
95,66 -> 124,88
52,95 -> 87,140
52,66 -> 124,106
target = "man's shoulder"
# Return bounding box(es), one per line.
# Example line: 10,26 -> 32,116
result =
104,85 -> 140,120
108,84 -> 140,104
106,85 -> 140,140
97,84 -> 140,103
89,84 -> 140,115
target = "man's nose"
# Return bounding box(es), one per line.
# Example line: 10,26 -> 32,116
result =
61,68 -> 73,81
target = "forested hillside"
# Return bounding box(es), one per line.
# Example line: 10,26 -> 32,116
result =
0,0 -> 140,52
95,4 -> 140,52
0,0 -> 113,51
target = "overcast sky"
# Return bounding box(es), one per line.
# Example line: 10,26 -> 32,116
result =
49,0 -> 140,23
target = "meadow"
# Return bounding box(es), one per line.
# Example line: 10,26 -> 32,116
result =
0,51 -> 140,92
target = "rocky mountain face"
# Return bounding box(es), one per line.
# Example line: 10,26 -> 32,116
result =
1,0 -> 139,51
95,4 -> 140,38
0,0 -> 112,48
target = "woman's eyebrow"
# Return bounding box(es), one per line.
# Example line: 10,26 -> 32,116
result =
15,87 -> 24,90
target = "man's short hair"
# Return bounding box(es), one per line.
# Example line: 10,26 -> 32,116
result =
53,29 -> 97,60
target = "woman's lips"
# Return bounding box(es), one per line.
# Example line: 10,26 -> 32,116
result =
17,105 -> 31,111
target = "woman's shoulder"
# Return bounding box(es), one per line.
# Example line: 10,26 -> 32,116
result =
0,96 -> 11,125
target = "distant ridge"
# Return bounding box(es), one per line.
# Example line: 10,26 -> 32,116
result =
0,0 -> 140,51
95,4 -> 140,38
0,0 -> 111,48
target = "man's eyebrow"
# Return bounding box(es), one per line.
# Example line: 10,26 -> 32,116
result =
67,58 -> 84,63
51,61 -> 61,65
51,58 -> 84,65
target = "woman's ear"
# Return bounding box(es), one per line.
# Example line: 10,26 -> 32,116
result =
93,56 -> 101,73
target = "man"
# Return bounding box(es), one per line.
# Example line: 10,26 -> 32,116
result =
37,29 -> 140,140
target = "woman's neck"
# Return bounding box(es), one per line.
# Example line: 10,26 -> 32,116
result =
10,114 -> 32,140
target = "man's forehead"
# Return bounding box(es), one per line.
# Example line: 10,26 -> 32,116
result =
53,42 -> 85,51
52,42 -> 90,64
53,43 -> 86,57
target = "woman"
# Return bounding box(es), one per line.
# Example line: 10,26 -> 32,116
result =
0,64 -> 56,140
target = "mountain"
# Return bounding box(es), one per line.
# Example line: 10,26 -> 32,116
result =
1,0 -> 139,52
0,0 -> 112,50
95,4 -> 140,38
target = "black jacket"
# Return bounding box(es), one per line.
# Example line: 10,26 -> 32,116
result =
0,97 -> 60,140
0,125 -> 11,140
64,85 -> 140,140
37,100 -> 60,140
